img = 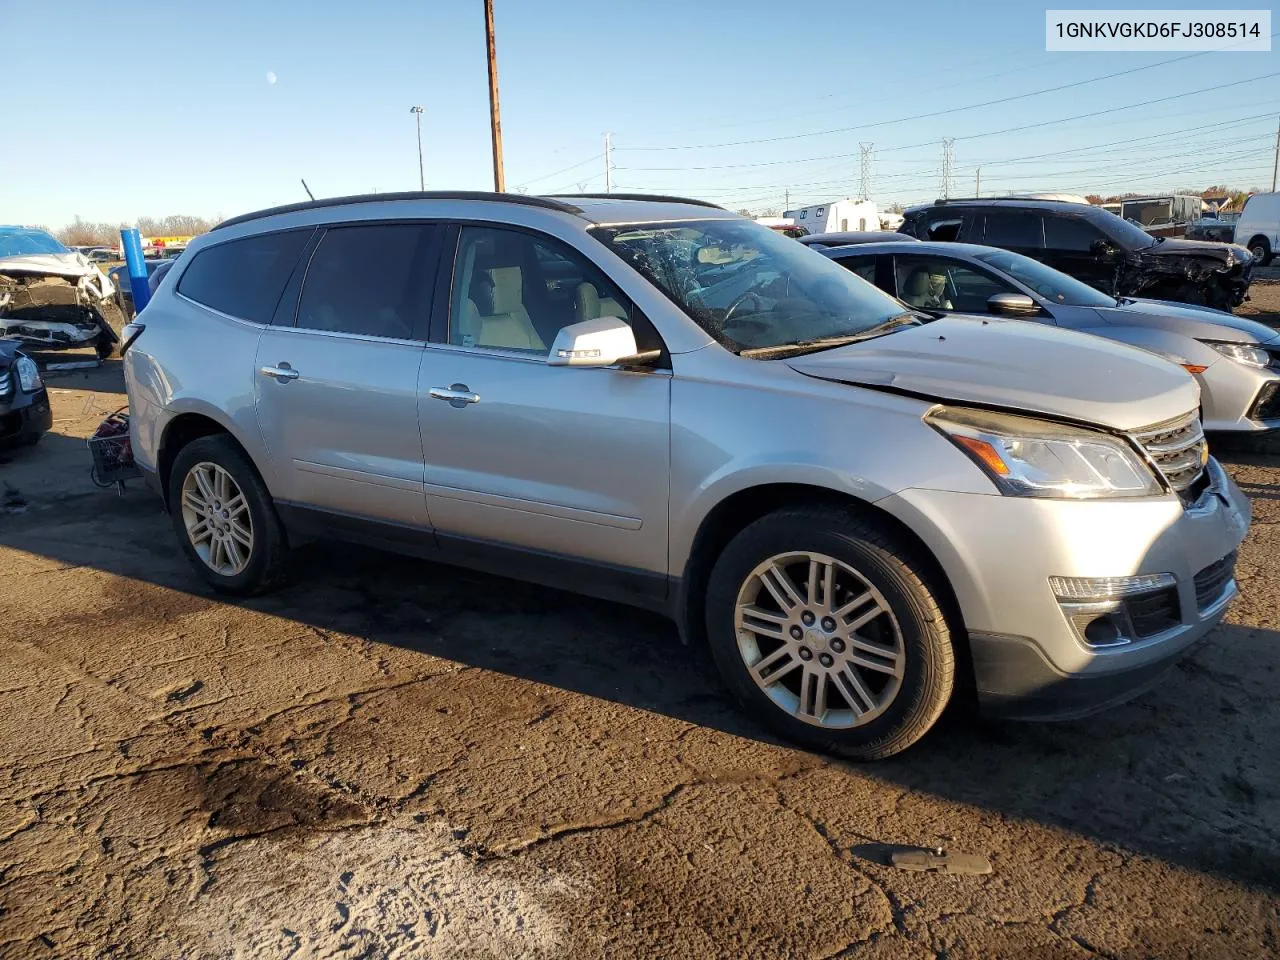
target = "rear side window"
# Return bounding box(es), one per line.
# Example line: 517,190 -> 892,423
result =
983,212 -> 1043,248
296,224 -> 438,340
177,229 -> 309,323
1043,216 -> 1105,252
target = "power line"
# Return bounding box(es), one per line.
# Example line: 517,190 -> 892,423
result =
617,81 -> 1280,173
512,153 -> 603,190
620,39 -> 1278,153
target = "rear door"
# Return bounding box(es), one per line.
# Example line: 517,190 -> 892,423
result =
979,210 -> 1044,260
254,221 -> 442,527
828,253 -> 892,296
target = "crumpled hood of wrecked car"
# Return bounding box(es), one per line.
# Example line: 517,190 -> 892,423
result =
0,251 -> 99,281
784,314 -> 1200,432
1133,237 -> 1253,268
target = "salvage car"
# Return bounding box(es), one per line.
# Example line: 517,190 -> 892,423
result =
122,192 -> 1250,760
0,339 -> 51,448
0,226 -> 122,358
821,240 -> 1280,446
899,198 -> 1254,312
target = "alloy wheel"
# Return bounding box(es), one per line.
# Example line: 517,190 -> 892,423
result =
180,462 -> 254,577
734,551 -> 905,728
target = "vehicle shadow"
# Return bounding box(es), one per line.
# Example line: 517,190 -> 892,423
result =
2,492 -> 1277,895
38,358 -> 127,396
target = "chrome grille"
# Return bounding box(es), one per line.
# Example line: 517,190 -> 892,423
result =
1128,411 -> 1206,495
0,368 -> 12,400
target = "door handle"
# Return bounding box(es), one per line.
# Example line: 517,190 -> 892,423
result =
429,383 -> 480,407
260,363 -> 300,382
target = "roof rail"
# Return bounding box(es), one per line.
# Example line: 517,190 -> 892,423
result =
549,192 -> 725,210
213,191 -> 583,231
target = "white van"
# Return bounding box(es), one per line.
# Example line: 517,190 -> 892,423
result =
784,199 -> 879,235
1234,192 -> 1279,266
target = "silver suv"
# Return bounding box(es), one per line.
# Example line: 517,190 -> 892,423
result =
122,192 -> 1251,759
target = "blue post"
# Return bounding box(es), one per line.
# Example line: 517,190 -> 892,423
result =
120,228 -> 151,314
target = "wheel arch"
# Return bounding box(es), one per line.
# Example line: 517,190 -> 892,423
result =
157,410 -> 263,508
677,483 -> 968,677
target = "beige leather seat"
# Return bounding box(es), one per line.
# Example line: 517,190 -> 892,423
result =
575,282 -> 625,323
460,265 -> 545,351
902,268 -> 933,307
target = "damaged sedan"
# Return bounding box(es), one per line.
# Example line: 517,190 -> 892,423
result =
0,226 -> 123,358
900,198 -> 1253,312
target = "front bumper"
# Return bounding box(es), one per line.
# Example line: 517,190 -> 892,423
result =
0,383 -> 52,444
879,458 -> 1250,718
1197,358 -> 1280,434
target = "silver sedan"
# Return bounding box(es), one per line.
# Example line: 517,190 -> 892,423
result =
821,241 -> 1280,443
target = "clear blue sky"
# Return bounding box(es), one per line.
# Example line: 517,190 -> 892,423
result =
3,0 -> 1276,229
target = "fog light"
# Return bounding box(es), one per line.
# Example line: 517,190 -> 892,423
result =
1080,612 -> 1126,647
1049,573 -> 1175,601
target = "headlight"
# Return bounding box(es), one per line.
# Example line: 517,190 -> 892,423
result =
1204,341 -> 1270,368
926,406 -> 1161,499
15,354 -> 42,393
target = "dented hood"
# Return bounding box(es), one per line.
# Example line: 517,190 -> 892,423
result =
785,315 -> 1200,432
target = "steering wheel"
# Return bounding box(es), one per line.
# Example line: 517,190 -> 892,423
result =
722,291 -> 765,325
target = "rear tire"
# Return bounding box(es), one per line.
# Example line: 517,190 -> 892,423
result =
704,505 -> 955,760
167,435 -> 289,594
1247,236 -> 1272,267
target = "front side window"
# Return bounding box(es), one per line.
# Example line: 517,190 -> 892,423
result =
1043,215 -> 1105,252
983,212 -> 1043,249
296,224 -> 436,339
973,249 -> 1116,307
449,226 -> 643,354
177,229 -> 309,323
832,256 -> 878,285
590,219 -> 911,355
895,256 -> 1011,312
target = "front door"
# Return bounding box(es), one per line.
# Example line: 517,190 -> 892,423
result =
1042,214 -> 1118,293
417,224 -> 671,582
254,221 -> 442,527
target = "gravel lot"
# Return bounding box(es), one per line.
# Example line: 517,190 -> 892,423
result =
1,283 -> 1278,958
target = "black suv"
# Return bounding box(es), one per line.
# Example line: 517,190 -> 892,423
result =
899,199 -> 1254,311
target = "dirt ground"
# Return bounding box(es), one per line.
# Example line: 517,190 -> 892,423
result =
1,291 -> 1279,958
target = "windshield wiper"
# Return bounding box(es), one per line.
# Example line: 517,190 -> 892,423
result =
739,313 -> 921,359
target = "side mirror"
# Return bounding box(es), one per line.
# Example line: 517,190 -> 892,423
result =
1090,238 -> 1118,257
986,292 -> 1040,317
547,316 -> 639,367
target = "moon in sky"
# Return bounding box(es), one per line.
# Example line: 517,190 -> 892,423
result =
266,71 -> 277,85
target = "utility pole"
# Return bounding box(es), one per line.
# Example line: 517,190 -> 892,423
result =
604,132 -> 613,193
1272,114 -> 1279,192
785,188 -> 790,211
483,0 -> 505,192
409,106 -> 425,191
941,138 -> 956,200
859,142 -> 874,200
975,167 -> 981,198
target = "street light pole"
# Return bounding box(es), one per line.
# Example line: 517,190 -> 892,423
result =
409,106 -> 425,191
483,0 -> 505,192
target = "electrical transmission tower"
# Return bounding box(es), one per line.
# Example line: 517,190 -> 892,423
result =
940,138 -> 956,199
859,142 -> 874,200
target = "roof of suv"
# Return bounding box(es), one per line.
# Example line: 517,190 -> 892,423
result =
213,191 -> 734,232
904,198 -> 1107,216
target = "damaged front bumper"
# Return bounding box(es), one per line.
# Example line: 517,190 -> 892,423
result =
0,252 -> 121,355
1120,244 -> 1255,310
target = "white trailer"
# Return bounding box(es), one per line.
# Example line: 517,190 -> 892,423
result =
783,199 -> 879,235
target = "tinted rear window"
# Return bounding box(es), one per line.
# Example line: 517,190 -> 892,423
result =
177,229 -> 309,322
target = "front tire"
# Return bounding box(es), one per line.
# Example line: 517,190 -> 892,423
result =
704,506 -> 955,760
167,435 -> 289,594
